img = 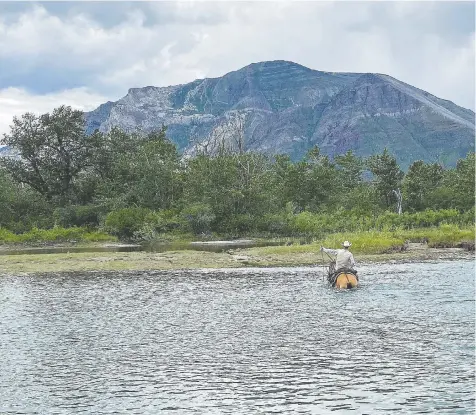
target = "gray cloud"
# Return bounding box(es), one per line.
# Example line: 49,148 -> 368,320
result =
0,0 -> 473,136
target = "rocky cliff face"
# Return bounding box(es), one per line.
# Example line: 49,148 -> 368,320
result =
85,60 -> 475,168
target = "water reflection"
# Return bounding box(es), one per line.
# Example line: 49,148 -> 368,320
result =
0,261 -> 474,414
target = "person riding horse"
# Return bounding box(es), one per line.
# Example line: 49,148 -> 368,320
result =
320,241 -> 358,285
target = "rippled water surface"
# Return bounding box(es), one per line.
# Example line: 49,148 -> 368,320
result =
1,260 -> 474,414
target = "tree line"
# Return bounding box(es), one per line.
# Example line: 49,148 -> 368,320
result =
0,105 -> 474,239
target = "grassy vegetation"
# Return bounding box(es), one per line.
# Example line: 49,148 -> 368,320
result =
253,225 -> 474,256
319,231 -> 405,254
395,224 -> 474,248
0,226 -> 116,244
0,221 -> 472,254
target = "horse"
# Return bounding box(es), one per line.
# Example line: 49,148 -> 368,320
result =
327,261 -> 358,289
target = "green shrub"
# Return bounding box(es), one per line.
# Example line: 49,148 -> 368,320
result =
181,204 -> 215,235
290,211 -> 320,235
257,213 -> 292,235
81,231 -> 117,242
223,214 -> 257,236
144,210 -> 184,233
105,208 -> 152,239
0,226 -> 115,244
459,207 -> 475,226
53,205 -> 106,228
0,227 -> 17,243
374,209 -> 465,230
134,210 -> 186,241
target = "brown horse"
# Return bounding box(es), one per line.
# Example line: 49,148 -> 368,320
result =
327,261 -> 358,289
334,271 -> 358,289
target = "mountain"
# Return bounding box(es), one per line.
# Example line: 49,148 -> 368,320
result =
86,60 -> 474,168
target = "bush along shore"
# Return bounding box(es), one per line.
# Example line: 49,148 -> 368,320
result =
0,212 -> 474,252
0,226 -> 116,245
0,105 -> 474,272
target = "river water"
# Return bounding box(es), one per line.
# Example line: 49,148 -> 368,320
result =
0,260 -> 474,414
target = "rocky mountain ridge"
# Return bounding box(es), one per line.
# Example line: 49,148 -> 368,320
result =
83,60 -> 473,167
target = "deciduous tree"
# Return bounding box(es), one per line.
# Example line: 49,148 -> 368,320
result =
367,149 -> 404,210
1,106 -> 102,204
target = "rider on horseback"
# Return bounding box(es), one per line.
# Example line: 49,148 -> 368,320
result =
320,241 -> 357,285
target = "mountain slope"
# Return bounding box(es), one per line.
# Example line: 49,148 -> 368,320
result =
85,60 -> 475,168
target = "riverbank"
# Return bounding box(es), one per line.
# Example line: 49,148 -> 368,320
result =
0,241 -> 138,252
0,242 -> 473,275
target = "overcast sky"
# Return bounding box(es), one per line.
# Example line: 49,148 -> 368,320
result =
0,1 -> 474,136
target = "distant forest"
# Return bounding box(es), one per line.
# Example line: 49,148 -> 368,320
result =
0,106 -> 474,240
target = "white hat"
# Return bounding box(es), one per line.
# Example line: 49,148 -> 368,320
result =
342,241 -> 352,247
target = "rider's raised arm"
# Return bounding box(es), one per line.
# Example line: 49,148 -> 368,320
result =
321,247 -> 338,256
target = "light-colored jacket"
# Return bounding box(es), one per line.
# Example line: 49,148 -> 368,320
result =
322,247 -> 356,269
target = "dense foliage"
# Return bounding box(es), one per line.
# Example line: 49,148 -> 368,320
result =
0,106 -> 474,241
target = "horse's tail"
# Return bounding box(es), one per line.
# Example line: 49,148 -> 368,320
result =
346,275 -> 352,289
